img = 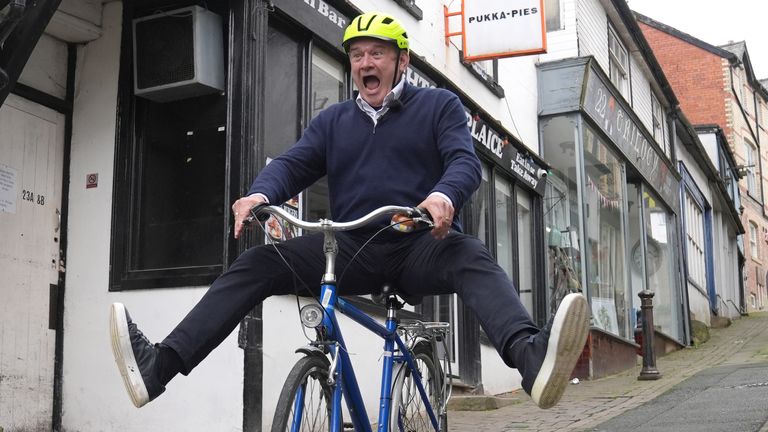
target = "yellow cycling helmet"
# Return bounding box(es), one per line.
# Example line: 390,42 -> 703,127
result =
343,12 -> 409,52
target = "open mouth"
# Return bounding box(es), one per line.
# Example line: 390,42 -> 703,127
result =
363,75 -> 381,91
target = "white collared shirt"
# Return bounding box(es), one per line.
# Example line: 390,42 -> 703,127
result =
355,78 -> 405,127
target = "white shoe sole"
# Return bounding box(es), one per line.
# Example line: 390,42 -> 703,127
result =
110,302 -> 150,408
530,293 -> 590,409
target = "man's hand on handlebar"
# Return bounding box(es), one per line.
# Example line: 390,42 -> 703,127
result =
232,194 -> 267,239
417,195 -> 454,240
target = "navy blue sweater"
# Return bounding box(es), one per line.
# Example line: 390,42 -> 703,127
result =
248,83 -> 482,231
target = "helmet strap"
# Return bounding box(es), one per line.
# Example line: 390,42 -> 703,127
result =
391,47 -> 402,92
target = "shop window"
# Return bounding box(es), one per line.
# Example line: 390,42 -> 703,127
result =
110,1 -> 229,290
306,47 -> 345,221
608,26 -> 629,99
641,191 -> 682,341
684,190 -> 706,288
469,165 -> 491,245
263,23 -> 348,224
541,115 -> 584,317
545,0 -> 562,31
495,176 -> 516,279
516,187 -> 535,315
749,221 -> 759,260
744,140 -> 758,198
582,125 -> 629,338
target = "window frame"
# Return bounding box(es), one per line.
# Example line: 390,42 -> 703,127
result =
684,190 -> 706,289
608,25 -> 629,99
745,139 -> 758,198
749,221 -> 760,260
651,92 -> 666,153
545,0 -> 562,32
109,1 -> 230,291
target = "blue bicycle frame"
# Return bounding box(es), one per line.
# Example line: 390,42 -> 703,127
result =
248,204 -> 442,432
301,282 -> 440,432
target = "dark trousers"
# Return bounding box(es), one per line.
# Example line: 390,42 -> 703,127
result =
163,229 -> 538,373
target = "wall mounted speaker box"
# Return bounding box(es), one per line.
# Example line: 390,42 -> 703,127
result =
133,6 -> 224,102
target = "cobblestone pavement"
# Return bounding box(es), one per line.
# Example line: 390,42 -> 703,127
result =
448,312 -> 768,432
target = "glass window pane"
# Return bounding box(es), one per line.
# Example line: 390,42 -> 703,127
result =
583,125 -> 628,338
469,164 -> 491,245
545,0 -> 561,31
306,47 -> 345,221
516,187 -> 534,315
133,93 -> 226,270
541,115 -> 584,317
643,191 -> 683,342
626,183 -> 644,330
495,176 -> 515,277
265,25 -> 301,160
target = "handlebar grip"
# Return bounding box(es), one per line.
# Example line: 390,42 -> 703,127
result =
243,203 -> 271,226
413,207 -> 433,222
391,207 -> 433,232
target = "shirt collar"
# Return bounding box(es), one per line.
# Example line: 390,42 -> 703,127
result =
355,78 -> 406,114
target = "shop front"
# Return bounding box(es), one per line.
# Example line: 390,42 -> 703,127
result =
538,57 -> 685,378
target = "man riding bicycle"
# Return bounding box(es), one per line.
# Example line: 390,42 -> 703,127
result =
110,11 -> 590,412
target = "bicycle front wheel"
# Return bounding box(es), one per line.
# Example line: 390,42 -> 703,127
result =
271,355 -> 334,432
390,340 -> 445,432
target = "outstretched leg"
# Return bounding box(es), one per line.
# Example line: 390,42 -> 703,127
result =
110,234 -> 328,407
396,231 -> 589,409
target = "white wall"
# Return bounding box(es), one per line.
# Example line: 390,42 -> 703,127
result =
61,3 -> 242,430
480,344 -> 522,396
631,60 -> 653,134
576,0 -> 609,73
17,33 -> 68,99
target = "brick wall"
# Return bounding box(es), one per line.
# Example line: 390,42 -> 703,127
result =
638,23 -> 730,135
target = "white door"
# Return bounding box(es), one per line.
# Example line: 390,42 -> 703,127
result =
0,94 -> 65,431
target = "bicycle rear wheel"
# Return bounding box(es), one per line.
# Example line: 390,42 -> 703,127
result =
390,340 -> 446,432
271,355 -> 334,432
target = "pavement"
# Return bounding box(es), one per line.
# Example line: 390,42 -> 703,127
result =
447,312 -> 768,431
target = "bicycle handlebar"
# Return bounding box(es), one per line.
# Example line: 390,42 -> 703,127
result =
244,204 -> 433,232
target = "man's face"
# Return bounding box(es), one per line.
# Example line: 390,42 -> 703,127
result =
348,38 -> 409,107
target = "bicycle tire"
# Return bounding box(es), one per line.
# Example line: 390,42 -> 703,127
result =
271,354 -> 335,432
390,340 -> 446,432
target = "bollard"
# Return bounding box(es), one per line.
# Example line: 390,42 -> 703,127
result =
637,290 -> 661,380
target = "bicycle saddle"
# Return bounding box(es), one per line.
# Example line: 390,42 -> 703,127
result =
372,283 -> 423,307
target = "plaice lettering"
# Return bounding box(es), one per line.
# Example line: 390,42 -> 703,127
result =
466,113 -> 504,158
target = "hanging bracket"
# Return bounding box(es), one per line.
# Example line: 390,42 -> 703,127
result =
443,4 -> 464,47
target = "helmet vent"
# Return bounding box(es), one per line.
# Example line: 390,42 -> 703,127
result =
382,17 -> 393,25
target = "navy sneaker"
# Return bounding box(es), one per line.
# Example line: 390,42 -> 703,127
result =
110,303 -> 166,407
520,293 -> 589,409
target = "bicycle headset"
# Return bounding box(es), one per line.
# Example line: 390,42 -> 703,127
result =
342,12 -> 409,101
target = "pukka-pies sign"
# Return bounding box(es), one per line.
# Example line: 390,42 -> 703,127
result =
461,0 -> 547,61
